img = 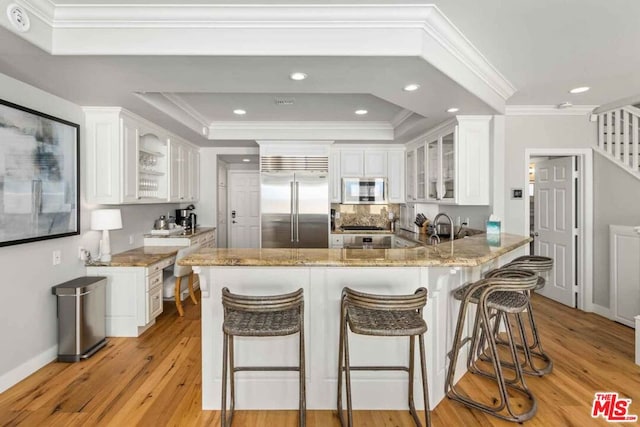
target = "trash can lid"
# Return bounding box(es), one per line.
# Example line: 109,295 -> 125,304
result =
52,276 -> 107,295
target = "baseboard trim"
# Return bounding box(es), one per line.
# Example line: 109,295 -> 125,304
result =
590,303 -> 612,319
0,345 -> 57,393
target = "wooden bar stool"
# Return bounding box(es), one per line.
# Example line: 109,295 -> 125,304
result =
501,255 -> 554,375
337,287 -> 430,427
220,287 -> 306,427
446,270 -> 539,423
172,244 -> 201,317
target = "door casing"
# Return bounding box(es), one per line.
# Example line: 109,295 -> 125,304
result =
524,148 -> 593,313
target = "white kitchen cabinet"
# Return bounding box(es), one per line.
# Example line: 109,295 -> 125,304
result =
406,150 -> 416,202
332,146 -> 405,203
330,234 -> 344,248
169,138 -> 200,203
340,149 -> 365,177
364,150 -> 387,177
406,116 -> 491,205
330,150 -> 341,203
84,107 -> 199,205
86,255 -> 175,337
387,150 -> 405,203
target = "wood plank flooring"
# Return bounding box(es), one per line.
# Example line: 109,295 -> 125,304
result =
1,293 -> 639,426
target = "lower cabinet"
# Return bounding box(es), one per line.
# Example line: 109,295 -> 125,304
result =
86,255 -> 175,337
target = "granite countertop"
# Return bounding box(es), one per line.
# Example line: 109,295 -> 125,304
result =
179,233 -> 531,268
143,226 -> 216,239
86,246 -> 183,268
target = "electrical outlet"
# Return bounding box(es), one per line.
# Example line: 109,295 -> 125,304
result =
335,212 -> 340,219
78,247 -> 85,260
129,235 -> 134,245
52,250 -> 61,265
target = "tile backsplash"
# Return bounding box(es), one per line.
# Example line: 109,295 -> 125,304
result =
332,203 -> 400,230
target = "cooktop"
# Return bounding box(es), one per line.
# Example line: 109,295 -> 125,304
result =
340,225 -> 385,231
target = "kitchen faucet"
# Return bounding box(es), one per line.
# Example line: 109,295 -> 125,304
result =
432,213 -> 454,241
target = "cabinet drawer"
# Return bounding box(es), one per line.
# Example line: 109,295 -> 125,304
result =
148,285 -> 163,322
148,256 -> 175,273
331,235 -> 344,245
146,270 -> 163,291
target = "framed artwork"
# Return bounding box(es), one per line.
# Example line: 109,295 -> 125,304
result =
0,98 -> 80,247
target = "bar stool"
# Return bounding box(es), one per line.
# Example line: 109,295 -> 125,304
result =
501,255 -> 554,376
446,269 -> 539,423
337,287 -> 430,427
221,287 -> 306,427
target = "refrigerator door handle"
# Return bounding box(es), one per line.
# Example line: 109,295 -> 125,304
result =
290,181 -> 295,242
295,181 -> 300,242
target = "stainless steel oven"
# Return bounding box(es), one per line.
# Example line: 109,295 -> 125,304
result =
342,177 -> 387,204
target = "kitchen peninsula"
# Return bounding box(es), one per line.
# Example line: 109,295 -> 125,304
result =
180,233 -> 531,411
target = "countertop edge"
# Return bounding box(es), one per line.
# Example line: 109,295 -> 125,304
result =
180,234 -> 531,268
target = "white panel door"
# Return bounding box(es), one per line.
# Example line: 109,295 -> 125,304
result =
534,156 -> 576,307
228,171 -> 260,248
387,150 -> 405,203
609,225 -> 640,327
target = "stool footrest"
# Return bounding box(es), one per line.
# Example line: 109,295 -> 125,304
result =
234,366 -> 300,372
342,365 -> 410,372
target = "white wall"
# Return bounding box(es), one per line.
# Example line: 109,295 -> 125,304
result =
592,153 -> 640,308
0,72 -> 180,392
503,115 -> 596,233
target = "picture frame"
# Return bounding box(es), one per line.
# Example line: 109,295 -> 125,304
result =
0,98 -> 80,247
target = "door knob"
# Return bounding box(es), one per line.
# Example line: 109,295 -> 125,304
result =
232,220 -> 237,224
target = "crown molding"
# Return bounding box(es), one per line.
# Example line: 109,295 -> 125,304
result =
208,120 -> 394,141
505,105 -> 598,116
421,6 -> 516,102
390,109 -> 415,128
8,2 -> 514,113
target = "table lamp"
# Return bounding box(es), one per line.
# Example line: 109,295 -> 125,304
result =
91,209 -> 123,263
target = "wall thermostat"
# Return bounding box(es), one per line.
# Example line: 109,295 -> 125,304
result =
511,188 -> 524,199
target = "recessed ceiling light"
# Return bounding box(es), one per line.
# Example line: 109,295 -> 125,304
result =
290,72 -> 308,81
242,158 -> 251,162
355,109 -> 368,115
233,109 -> 246,115
403,84 -> 420,92
569,86 -> 590,94
447,107 -> 459,113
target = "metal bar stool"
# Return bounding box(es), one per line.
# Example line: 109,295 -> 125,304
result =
337,287 -> 430,427
221,287 -> 306,427
502,255 -> 554,376
446,269 -> 539,423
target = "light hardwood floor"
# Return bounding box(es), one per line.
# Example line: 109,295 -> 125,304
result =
1,293 -> 638,426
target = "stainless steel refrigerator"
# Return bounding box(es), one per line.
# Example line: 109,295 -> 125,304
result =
261,171 -> 329,248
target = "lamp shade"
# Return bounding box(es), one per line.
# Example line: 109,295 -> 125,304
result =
91,209 -> 123,231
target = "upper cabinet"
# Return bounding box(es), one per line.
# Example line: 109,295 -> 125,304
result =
168,136 -> 199,203
331,146 -> 405,203
406,116 -> 491,205
84,107 -> 199,205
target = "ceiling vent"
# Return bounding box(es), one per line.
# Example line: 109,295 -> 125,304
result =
274,98 -> 295,106
6,4 -> 30,32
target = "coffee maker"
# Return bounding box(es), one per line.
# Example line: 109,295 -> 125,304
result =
176,204 -> 197,232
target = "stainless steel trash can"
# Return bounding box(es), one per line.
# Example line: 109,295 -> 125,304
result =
52,276 -> 108,362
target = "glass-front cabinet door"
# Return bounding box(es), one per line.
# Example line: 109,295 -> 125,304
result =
441,131 -> 455,201
416,145 -> 426,200
427,139 -> 439,200
406,149 -> 416,201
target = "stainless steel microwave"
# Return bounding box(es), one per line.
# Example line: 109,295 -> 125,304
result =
342,178 -> 387,204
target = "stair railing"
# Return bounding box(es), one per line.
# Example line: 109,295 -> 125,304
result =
597,105 -> 640,171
